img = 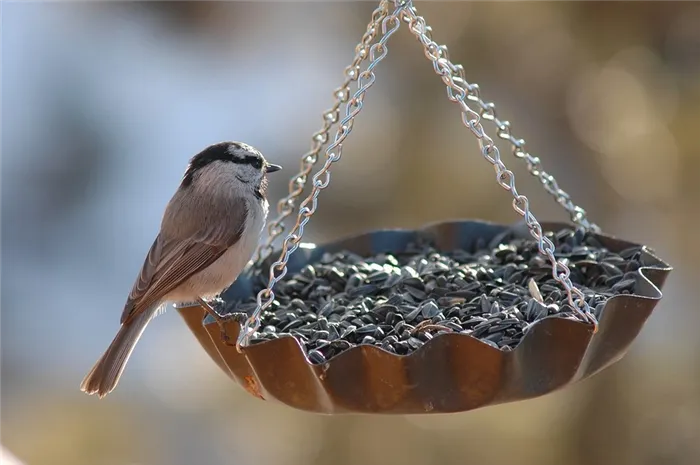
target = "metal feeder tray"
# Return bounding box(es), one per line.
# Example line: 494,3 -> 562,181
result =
178,220 -> 671,414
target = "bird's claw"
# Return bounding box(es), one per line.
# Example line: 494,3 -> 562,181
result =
208,296 -> 226,312
216,312 -> 248,347
219,325 -> 237,347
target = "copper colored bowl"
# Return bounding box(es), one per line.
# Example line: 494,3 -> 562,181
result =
178,220 -> 671,414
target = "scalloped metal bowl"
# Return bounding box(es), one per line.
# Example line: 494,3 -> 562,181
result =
178,220 -> 671,414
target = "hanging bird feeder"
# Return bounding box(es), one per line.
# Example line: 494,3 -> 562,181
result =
177,0 -> 671,414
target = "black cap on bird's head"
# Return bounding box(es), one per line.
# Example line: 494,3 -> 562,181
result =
181,141 -> 282,188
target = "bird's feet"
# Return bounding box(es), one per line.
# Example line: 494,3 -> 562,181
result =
221,312 -> 249,347
196,298 -> 246,347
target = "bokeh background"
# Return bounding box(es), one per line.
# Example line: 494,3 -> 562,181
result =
2,1 -> 700,465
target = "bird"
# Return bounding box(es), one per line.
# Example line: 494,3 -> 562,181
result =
80,141 -> 282,398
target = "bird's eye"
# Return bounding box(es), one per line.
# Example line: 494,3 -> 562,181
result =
252,158 -> 263,170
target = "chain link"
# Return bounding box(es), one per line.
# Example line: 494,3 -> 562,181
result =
238,0 -> 598,350
254,2 -> 391,263
399,4 -> 597,329
237,2 -> 405,350
411,41 -> 599,233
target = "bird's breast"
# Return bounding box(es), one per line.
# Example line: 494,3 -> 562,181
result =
184,198 -> 269,299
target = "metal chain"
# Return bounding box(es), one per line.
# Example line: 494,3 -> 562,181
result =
437,49 -> 599,232
254,2 -> 391,263
399,3 -> 597,328
392,0 -> 597,233
237,3 -> 405,349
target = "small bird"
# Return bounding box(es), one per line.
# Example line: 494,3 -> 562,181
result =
80,141 -> 282,398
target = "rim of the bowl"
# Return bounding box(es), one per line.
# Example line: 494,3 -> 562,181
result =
205,219 -> 671,363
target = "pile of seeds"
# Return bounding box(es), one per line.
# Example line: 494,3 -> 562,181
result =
225,227 -> 644,363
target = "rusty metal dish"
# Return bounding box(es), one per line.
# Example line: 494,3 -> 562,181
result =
178,220 -> 671,414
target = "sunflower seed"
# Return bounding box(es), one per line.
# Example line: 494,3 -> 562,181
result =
226,227 -> 644,363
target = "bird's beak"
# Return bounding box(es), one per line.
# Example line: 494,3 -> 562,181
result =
266,163 -> 282,173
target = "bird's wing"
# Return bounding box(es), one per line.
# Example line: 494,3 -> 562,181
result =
120,198 -> 248,325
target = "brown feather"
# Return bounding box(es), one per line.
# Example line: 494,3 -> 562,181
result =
81,309 -> 154,397
121,182 -> 248,325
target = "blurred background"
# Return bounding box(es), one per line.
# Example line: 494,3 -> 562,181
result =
2,1 -> 700,464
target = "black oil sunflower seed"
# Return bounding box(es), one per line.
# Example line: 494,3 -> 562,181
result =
225,227 -> 644,363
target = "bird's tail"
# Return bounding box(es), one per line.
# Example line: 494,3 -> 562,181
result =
80,308 -> 155,398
